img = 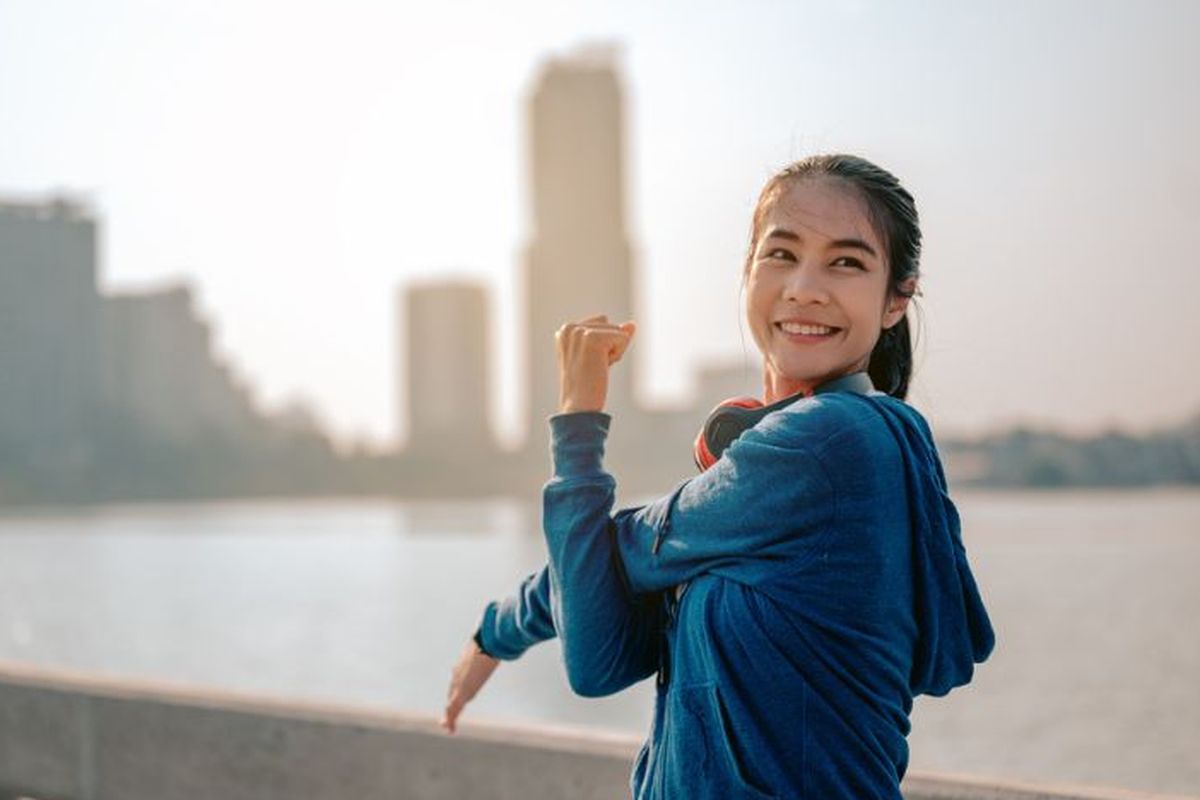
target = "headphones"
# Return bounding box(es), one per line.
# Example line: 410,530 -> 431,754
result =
692,372 -> 875,471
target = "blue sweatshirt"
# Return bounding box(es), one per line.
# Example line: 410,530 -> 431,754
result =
478,378 -> 994,799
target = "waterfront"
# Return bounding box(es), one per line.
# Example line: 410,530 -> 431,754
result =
0,489 -> 1197,794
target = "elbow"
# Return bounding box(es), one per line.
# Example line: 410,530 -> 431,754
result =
560,627 -> 658,697
564,654 -> 654,698
566,667 -> 620,698
563,648 -> 636,697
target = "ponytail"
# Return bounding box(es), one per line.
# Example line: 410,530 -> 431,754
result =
869,314 -> 914,400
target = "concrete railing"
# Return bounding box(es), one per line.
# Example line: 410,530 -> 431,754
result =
0,660 -> 1194,800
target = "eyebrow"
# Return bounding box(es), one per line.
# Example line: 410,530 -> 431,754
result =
763,226 -> 878,258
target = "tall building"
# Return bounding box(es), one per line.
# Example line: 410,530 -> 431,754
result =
101,284 -> 261,444
0,197 -> 102,457
523,48 -> 639,458
402,280 -> 493,458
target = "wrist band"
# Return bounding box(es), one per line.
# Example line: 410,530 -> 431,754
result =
472,626 -> 494,658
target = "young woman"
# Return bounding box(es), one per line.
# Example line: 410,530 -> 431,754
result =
443,154 -> 995,799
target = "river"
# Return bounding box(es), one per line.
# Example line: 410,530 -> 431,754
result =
0,489 -> 1196,794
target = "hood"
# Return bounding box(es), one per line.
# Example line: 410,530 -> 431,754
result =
861,393 -> 996,697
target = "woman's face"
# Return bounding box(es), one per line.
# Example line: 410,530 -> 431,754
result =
745,177 -> 912,402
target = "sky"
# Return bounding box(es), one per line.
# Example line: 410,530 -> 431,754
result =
2,0 -> 1198,449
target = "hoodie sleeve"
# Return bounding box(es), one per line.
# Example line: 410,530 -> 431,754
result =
476,557 -> 664,697
545,408 -> 834,668
475,546 -> 664,688
547,410 -> 836,596
475,567 -> 557,660
542,411 -> 667,696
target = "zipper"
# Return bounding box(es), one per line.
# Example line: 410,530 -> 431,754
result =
657,587 -> 673,688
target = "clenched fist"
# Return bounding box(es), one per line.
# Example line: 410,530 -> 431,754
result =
556,314 -> 637,414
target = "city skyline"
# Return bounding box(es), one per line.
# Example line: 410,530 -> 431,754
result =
3,1 -> 1197,448
0,49 -> 751,504
3,185 -> 1195,500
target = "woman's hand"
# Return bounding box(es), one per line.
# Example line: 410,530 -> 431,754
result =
441,637 -> 500,734
556,314 -> 637,414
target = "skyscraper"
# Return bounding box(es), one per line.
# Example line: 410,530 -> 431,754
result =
403,280 -> 494,458
0,197 -> 101,456
523,48 -> 638,458
101,284 -> 261,444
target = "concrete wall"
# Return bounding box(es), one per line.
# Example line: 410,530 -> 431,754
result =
0,660 -> 1193,800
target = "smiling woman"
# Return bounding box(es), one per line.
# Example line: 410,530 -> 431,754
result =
444,154 -> 993,800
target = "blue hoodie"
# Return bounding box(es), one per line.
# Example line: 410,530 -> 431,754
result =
477,378 -> 994,799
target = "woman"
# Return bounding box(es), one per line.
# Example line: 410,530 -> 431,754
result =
443,154 -> 994,799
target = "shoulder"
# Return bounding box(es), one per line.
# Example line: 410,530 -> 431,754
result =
758,391 -> 884,440
757,391 -> 921,463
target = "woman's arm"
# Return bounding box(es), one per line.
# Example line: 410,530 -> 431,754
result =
481,400 -> 833,663
542,404 -> 837,695
613,409 -> 838,593
541,314 -> 836,696
547,405 -> 838,600
444,470 -> 665,729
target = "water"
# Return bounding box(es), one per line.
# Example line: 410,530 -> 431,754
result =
0,490 -> 1197,795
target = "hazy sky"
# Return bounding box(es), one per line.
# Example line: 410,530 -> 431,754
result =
2,0 -> 1197,448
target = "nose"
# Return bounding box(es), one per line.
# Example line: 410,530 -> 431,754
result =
782,260 -> 831,305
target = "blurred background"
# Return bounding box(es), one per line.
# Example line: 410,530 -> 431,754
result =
1,0 -> 1197,795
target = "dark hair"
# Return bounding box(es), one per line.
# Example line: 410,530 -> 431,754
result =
743,154 -> 922,399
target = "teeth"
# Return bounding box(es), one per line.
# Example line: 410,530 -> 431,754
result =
779,322 -> 835,335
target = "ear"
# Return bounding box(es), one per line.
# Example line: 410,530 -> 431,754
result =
881,277 -> 918,330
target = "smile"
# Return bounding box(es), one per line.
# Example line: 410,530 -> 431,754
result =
775,321 -> 841,340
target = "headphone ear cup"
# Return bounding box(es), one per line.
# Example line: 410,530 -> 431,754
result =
693,428 -> 718,472
694,397 -> 764,472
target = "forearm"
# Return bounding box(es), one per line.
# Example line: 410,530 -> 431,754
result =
477,566 -> 558,660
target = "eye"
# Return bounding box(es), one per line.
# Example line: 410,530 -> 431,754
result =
831,256 -> 865,270
762,247 -> 796,262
